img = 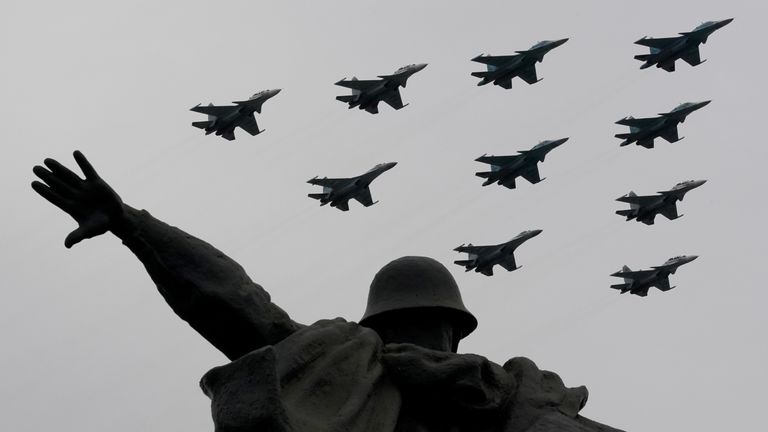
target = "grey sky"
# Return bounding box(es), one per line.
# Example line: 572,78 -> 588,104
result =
2,1 -> 765,430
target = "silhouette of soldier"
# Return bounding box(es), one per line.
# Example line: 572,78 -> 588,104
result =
32,151 -> 622,432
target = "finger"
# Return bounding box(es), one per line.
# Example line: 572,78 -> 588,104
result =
64,226 -> 89,249
73,150 -> 100,180
44,158 -> 83,186
31,181 -> 74,213
33,165 -> 76,197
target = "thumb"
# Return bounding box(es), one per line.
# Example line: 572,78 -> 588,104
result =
64,226 -> 89,249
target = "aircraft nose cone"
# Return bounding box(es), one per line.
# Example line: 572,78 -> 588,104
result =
720,18 -> 734,26
385,162 -> 398,170
688,255 -> 699,262
531,229 -> 543,236
696,100 -> 712,109
414,63 -> 428,72
555,38 -> 569,46
694,179 -> 707,187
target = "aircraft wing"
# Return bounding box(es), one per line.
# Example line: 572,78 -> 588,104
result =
335,200 -> 350,212
221,129 -> 236,141
335,79 -> 381,91
471,54 -> 520,66
499,178 -> 517,189
660,62 -> 676,72
475,154 -> 521,167
520,165 -> 542,184
307,177 -> 350,189
496,78 -> 513,89
660,126 -> 680,143
382,89 -> 406,110
616,116 -> 659,128
353,187 -> 375,207
635,36 -> 681,49
659,205 -> 679,220
654,276 -> 674,291
681,48 -> 703,66
632,287 -> 650,297
518,65 -> 539,84
455,244 -> 495,255
190,104 -> 236,118
238,115 -> 262,136
498,255 -> 518,272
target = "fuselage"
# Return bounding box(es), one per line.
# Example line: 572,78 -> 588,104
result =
620,255 -> 698,294
489,138 -> 566,183
471,230 -> 542,272
345,64 -> 426,110
480,39 -> 567,85
640,19 -> 732,69
204,89 -> 280,136
325,162 -> 397,207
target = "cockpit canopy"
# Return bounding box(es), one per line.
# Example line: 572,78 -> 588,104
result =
694,21 -> 717,31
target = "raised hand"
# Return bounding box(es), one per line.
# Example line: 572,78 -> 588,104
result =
31,151 -> 125,248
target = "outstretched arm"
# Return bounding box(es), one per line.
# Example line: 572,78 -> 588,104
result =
32,151 -> 303,360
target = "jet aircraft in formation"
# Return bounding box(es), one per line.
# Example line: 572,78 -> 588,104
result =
307,162 -> 397,211
182,25 -> 726,287
615,100 -> 710,148
334,64 -> 428,114
616,180 -> 706,225
454,230 -> 542,276
475,138 -> 567,189
190,89 -> 281,141
634,19 -> 733,72
470,39 -> 568,89
610,255 -> 698,297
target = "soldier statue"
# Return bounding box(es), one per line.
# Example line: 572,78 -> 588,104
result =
32,151 -> 622,432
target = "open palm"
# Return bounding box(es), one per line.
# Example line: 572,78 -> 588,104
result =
31,151 -> 124,248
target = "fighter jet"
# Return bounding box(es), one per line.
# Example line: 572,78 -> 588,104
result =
615,100 -> 710,149
470,39 -> 568,89
335,64 -> 427,114
191,89 -> 281,141
616,180 -> 706,225
634,19 -> 733,72
610,255 -> 698,297
307,162 -> 397,211
475,138 -> 568,189
454,230 -> 542,276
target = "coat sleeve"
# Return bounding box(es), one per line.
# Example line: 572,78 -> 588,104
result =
113,205 -> 304,360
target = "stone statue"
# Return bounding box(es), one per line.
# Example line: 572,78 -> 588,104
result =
32,151 -> 624,432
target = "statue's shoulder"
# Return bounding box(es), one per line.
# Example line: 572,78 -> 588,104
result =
499,357 -> 624,432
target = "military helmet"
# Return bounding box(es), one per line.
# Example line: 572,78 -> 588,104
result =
360,256 -> 477,339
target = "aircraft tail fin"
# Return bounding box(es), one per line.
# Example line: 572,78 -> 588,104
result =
616,209 -> 636,219
192,120 -> 213,130
634,54 -> 653,61
625,191 -> 640,209
350,76 -> 361,96
475,171 -> 491,178
471,71 -> 490,78
454,260 -> 475,267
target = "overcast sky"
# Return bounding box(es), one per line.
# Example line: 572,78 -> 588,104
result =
2,1 -> 765,430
